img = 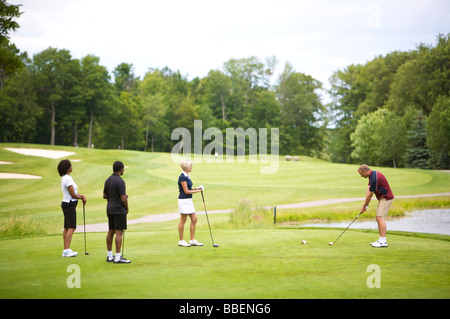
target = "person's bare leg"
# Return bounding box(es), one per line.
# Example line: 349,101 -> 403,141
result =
64,228 -> 76,249
115,230 -> 123,254
376,216 -> 386,237
189,213 -> 198,241
106,230 -> 115,251
178,214 -> 188,241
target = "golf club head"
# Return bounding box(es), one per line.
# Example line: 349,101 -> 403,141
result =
85,252 -> 90,255
213,244 -> 219,247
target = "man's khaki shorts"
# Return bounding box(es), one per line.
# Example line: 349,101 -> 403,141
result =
376,198 -> 393,218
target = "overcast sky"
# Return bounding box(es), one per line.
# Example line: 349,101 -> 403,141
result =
8,0 -> 450,100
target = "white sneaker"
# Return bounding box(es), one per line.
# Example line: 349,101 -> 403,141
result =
114,256 -> 131,263
371,240 -> 388,248
178,240 -> 191,247
189,239 -> 203,246
62,249 -> 78,257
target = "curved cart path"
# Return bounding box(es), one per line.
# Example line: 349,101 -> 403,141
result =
76,192 -> 450,233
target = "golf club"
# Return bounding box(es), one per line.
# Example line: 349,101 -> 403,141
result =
329,211 -> 363,246
83,203 -> 89,255
201,191 -> 219,247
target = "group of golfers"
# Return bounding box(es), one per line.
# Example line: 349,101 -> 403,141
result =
58,158 -> 206,263
58,158 -> 394,262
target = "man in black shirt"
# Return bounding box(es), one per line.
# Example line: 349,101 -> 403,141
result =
103,161 -> 131,263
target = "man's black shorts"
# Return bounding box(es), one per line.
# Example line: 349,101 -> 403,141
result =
107,214 -> 127,231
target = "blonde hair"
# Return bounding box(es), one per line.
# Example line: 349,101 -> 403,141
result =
180,159 -> 193,172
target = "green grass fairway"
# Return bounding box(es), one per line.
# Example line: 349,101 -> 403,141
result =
1,143 -> 449,232
1,143 -> 449,299
1,225 -> 449,299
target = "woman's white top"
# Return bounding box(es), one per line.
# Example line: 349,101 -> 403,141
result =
61,174 -> 78,203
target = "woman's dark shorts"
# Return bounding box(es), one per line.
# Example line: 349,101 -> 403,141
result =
61,200 -> 78,229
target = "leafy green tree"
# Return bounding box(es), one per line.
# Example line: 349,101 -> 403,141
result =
157,67 -> 192,151
5,64 -> 41,142
426,95 -> 450,169
0,0 -> 21,41
142,92 -> 167,151
80,54 -> 112,148
202,69 -> 232,125
139,69 -> 169,152
387,34 -> 449,116
351,108 -> 406,167
103,91 -> 143,150
31,47 -> 81,145
222,56 -> 277,128
0,38 -> 22,89
0,52 -> 31,142
96,62 -> 143,150
191,77 -> 217,130
113,62 -> 138,93
0,0 -> 23,89
172,93 -> 199,130
276,62 -> 324,156
376,109 -> 407,167
250,90 -> 281,129
328,64 -> 365,163
328,34 -> 448,167
356,51 -> 414,117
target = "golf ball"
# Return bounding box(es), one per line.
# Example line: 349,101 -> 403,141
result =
301,240 -> 307,245
329,242 -> 334,246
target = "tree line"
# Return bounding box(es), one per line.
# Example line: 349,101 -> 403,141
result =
0,49 -> 325,156
328,33 -> 449,169
1,2 -> 448,168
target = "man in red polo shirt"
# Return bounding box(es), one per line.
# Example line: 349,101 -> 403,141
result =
358,164 -> 394,247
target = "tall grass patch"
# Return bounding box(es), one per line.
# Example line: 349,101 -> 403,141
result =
0,214 -> 47,238
228,199 -> 274,228
276,208 -> 379,224
393,196 -> 450,211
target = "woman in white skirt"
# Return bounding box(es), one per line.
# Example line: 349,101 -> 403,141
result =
178,159 -> 204,247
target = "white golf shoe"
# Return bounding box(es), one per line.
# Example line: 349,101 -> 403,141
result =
62,249 -> 78,257
178,240 -> 191,247
189,239 -> 203,246
114,256 -> 131,263
371,240 -> 388,248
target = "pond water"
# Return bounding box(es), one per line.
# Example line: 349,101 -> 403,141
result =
302,208 -> 450,235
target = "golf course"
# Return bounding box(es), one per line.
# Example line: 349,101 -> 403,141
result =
0,143 -> 449,299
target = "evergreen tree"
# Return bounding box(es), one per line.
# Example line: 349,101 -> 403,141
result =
404,111 -> 430,169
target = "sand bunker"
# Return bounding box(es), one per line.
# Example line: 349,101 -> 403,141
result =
1,148 -> 75,179
0,173 -> 42,179
4,148 -> 75,159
